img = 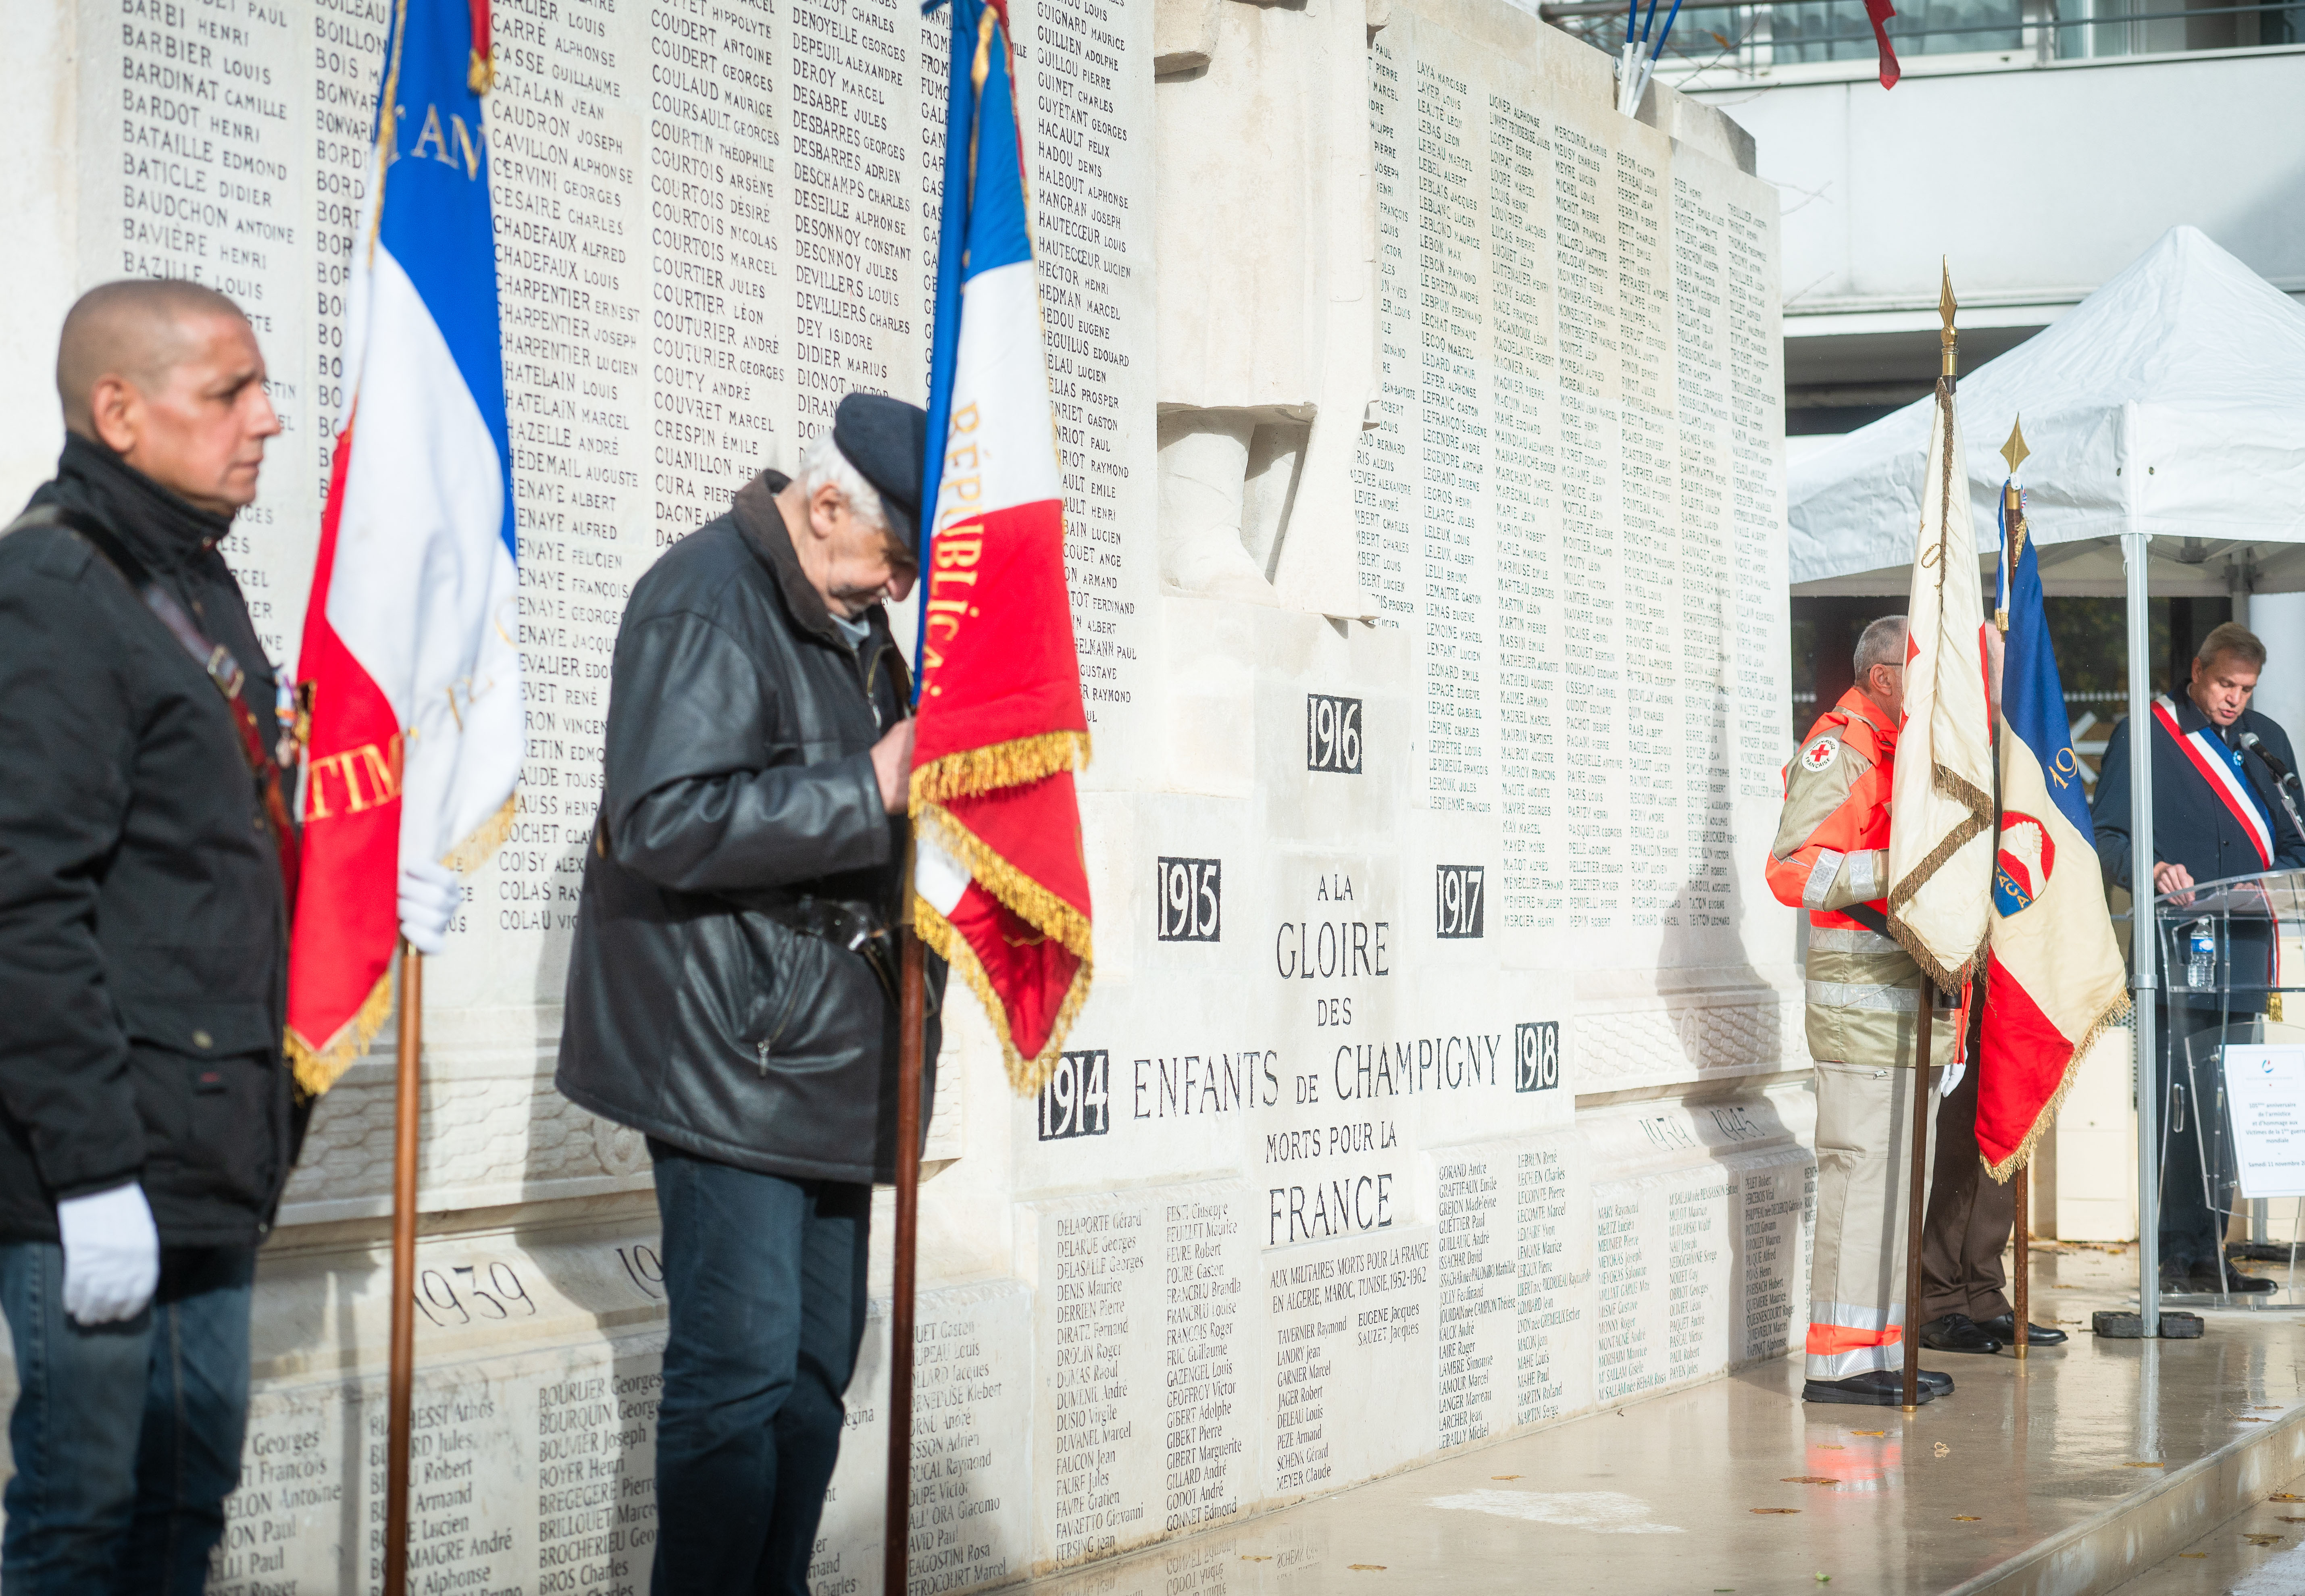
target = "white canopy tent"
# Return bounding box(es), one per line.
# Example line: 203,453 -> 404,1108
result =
1785,225 -> 2305,1331
1789,225 -> 2305,599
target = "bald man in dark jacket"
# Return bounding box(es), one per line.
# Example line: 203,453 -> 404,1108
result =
0,280 -> 298,1591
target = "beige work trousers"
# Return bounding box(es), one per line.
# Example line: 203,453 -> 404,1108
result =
1806,1058 -> 1942,1380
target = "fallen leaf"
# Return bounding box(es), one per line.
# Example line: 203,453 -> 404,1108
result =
1815,1444 -> 1845,1450
1490,1475 -> 1520,1481
1241,1555 -> 1273,1563
2180,1552 -> 2208,1559
1953,1516 -> 1981,1522
1783,1476 -> 1839,1486
2123,1462 -> 2167,1469
2272,1493 -> 2305,1502
2282,1517 -> 2305,1524
1850,1430 -> 1886,1438
2246,1535 -> 2284,1547
1349,1565 -> 1387,1572
1751,1508 -> 1800,1515
2241,1417 -> 2272,1423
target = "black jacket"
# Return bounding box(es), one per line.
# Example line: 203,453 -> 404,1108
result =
2094,694 -> 2305,1009
0,436 -> 298,1245
2093,696 -> 2305,891
555,473 -> 941,1185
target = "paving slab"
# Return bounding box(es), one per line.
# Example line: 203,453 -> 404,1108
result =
1016,1244 -> 2305,1596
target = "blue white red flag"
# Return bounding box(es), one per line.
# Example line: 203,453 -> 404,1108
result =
287,0 -> 519,1090
910,0 -> 1093,1091
1977,483 -> 2128,1177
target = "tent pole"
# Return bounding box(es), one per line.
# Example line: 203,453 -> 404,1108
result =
2124,529 -> 2159,1336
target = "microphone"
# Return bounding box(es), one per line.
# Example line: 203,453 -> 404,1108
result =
2239,730 -> 2301,791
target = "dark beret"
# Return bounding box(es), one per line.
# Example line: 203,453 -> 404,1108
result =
833,393 -> 928,556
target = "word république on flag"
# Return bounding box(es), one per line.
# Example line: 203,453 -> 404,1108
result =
287,0 -> 522,1091
910,0 -> 1095,1093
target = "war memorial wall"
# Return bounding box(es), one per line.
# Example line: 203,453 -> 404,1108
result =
0,0 -> 1800,1588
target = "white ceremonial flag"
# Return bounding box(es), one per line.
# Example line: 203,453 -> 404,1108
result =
1886,328 -> 1996,994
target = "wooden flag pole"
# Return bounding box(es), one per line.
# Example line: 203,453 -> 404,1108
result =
1904,997 -> 1934,1412
885,929 -> 926,1596
2013,1169 -> 2031,1363
384,944 -> 423,1596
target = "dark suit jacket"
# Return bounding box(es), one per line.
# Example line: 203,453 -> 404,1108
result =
2094,694 -> 2305,1009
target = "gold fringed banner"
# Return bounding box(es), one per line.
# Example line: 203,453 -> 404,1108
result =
285,966 -> 394,1097
1980,994 -> 2133,1185
913,894 -> 1093,1094
913,803 -> 1093,961
909,729 -> 1090,808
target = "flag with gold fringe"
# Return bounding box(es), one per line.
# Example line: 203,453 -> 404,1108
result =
1885,269 -> 1995,995
910,0 -> 1091,1090
287,0 -> 518,1092
1978,432 -> 2130,1179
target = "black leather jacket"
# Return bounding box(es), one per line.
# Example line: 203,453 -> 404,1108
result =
555,473 -> 941,1184
0,437 -> 298,1245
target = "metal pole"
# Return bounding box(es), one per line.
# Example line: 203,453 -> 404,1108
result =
884,930 -> 926,1596
2124,530 -> 2160,1336
2013,1166 -> 2030,1362
384,944 -> 422,1596
1905,998 -> 1934,1411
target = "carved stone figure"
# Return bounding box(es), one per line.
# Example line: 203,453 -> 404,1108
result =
1153,0 -> 1381,616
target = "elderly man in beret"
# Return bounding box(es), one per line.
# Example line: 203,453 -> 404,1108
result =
557,393 -> 944,1594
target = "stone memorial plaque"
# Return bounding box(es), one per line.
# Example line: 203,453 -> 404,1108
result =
1021,1183 -> 1258,1573
1263,1224 -> 1437,1500
0,0 -> 1801,1586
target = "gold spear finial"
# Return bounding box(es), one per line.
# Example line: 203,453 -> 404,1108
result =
1939,258 -> 1958,380
2001,415 -> 2029,476
1997,414 -> 2029,632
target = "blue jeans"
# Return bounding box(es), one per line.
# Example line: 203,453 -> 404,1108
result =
648,1140 -> 870,1596
0,1244 -> 254,1595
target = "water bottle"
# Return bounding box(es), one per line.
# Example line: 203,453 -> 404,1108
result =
2187,919 -> 2217,991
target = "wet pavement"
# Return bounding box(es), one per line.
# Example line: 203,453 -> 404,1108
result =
1018,1244 -> 2305,1596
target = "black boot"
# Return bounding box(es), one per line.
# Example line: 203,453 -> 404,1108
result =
1977,1312 -> 2067,1346
1918,1312 -> 2004,1354
1803,1369 -> 1947,1406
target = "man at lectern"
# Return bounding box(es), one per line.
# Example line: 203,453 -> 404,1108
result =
2093,621 -> 2305,1294
1768,615 -> 1960,1406
0,281 -> 305,1588
557,394 -> 945,1594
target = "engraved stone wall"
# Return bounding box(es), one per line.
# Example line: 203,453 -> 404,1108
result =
0,0 -> 1803,1589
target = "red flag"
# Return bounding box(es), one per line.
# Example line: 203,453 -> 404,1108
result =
1864,0 -> 1902,87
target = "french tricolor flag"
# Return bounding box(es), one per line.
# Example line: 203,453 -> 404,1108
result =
910,0 -> 1093,1091
287,0 -> 520,1090
1976,486 -> 2128,1178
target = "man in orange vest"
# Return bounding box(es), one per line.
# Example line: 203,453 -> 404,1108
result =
1769,615 -> 1959,1406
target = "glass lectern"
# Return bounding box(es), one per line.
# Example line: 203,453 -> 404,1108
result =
2149,869 -> 2305,1306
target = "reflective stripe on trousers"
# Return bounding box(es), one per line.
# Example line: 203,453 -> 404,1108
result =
1805,1057 -> 1939,1381
1805,1298 -> 1906,1380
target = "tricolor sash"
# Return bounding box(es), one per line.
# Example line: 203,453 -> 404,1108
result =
2152,695 -> 2273,869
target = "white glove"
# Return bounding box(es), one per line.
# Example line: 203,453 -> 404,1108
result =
57,1182 -> 160,1326
398,857 -> 462,956
1940,1057 -> 1968,1097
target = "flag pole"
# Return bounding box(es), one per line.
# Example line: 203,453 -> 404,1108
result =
384,943 -> 423,1596
1905,997 -> 1933,1412
885,928 -> 926,1596
2013,1163 -> 2030,1362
